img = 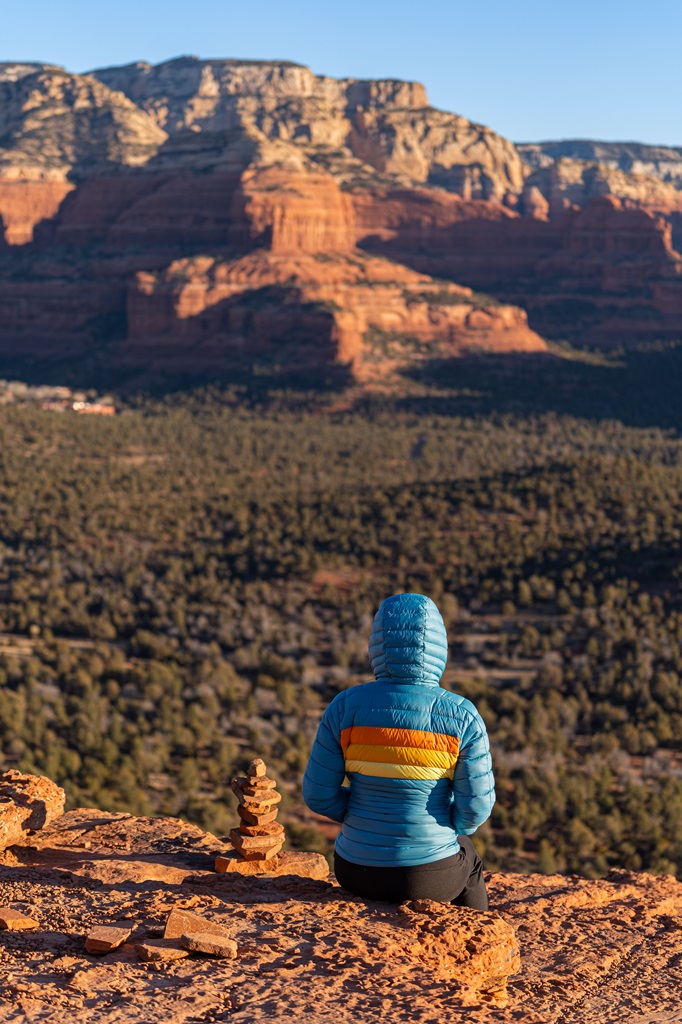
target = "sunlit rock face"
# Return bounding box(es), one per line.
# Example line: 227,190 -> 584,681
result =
0,56 -> 681,384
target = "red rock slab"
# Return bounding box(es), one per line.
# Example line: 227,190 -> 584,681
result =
0,770 -> 65,852
247,759 -> 267,777
238,821 -> 284,838
85,925 -> 131,954
134,939 -> 189,962
240,783 -> 281,799
230,827 -> 283,853
240,843 -> 284,862
215,849 -> 329,879
180,933 -> 238,958
0,908 -> 39,931
237,791 -> 282,811
238,806 -> 278,826
164,907 -> 233,941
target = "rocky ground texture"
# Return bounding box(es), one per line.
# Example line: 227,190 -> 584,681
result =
0,773 -> 680,1023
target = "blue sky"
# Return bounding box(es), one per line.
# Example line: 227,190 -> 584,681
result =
2,0 -> 680,145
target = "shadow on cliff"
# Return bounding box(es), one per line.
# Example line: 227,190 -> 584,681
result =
396,343 -> 682,431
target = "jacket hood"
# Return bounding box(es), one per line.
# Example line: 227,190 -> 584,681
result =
369,593 -> 448,686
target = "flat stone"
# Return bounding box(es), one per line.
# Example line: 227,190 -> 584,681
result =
0,908 -> 39,931
238,806 -> 278,826
247,759 -> 267,777
164,907 -> 233,941
230,828 -> 283,853
134,939 -> 189,962
241,843 -> 284,862
215,849 -> 329,879
240,783 -> 281,799
85,925 -> 131,954
238,821 -> 284,838
180,932 -> 238,958
238,790 -> 282,809
231,825 -> 283,846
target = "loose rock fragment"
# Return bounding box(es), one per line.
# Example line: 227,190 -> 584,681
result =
247,759 -> 267,777
85,925 -> 131,954
0,908 -> 39,931
164,907 -> 233,941
181,932 -> 238,958
134,938 -> 189,962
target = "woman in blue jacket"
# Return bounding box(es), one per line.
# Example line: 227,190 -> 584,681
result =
302,593 -> 495,909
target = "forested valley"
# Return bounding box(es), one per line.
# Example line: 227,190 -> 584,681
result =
1,349 -> 682,878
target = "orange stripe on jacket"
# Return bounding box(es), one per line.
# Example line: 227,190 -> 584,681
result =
340,725 -> 460,756
345,743 -> 458,770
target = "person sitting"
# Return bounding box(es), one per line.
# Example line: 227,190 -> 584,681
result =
302,593 -> 495,908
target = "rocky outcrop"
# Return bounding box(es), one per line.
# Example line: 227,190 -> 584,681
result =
242,164 -> 357,254
0,769 -> 64,850
0,64 -> 167,180
519,138 -> 682,186
0,789 -> 680,1023
125,248 -> 544,384
522,156 -> 682,221
0,180 -> 74,244
91,57 -> 525,200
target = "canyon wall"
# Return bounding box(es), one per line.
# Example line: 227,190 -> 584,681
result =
0,57 -> 681,384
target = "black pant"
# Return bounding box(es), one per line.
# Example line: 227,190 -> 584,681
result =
334,836 -> 488,910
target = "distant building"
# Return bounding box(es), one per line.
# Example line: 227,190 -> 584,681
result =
0,378 -> 115,415
73,402 -> 116,416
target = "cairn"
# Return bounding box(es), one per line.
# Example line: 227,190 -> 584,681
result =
228,758 -> 285,862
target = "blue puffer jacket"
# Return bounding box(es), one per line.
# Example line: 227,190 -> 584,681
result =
302,593 -> 495,867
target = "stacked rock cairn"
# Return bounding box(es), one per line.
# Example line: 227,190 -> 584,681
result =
229,758 -> 284,862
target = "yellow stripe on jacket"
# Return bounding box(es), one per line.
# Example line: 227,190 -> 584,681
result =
344,759 -> 455,781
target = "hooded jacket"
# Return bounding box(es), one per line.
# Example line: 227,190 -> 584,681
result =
302,593 -> 495,867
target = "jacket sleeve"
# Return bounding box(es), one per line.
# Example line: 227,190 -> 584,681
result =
302,693 -> 350,823
451,702 -> 495,835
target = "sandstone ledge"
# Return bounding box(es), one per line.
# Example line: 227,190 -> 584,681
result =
0,805 -> 679,1022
